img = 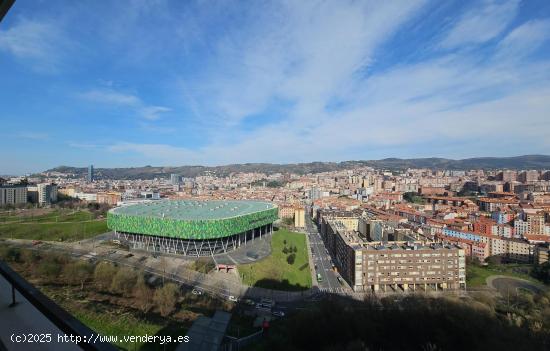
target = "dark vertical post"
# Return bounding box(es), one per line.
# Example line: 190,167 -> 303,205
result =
10,284 -> 16,307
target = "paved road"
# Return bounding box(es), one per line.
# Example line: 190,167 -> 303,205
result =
304,209 -> 343,293
487,275 -> 545,295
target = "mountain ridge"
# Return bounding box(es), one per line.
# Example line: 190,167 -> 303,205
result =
40,155 -> 550,180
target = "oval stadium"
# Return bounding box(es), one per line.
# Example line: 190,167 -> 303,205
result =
107,200 -> 278,256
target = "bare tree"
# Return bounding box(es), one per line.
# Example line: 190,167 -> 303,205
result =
94,261 -> 117,291
110,267 -> 138,296
135,273 -> 154,313
64,261 -> 93,290
154,283 -> 179,317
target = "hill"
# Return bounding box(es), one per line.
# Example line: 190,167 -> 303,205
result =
43,155 -> 550,180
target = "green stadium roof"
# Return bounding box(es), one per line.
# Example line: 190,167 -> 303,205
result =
107,200 -> 278,239
110,200 -> 276,220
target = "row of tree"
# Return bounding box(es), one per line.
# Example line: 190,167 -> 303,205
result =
1,246 -> 180,317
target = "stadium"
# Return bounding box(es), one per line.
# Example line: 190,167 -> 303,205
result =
107,200 -> 278,256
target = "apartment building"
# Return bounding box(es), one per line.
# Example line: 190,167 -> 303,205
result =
327,220 -> 466,292
518,170 -> 540,183
96,192 -> 122,205
534,244 -> 550,265
37,183 -> 58,205
278,205 -> 295,219
0,184 -> 27,206
442,228 -> 533,263
294,207 -> 305,228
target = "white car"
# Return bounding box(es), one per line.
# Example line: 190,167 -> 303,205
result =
192,289 -> 203,295
272,310 -> 285,317
228,295 -> 238,302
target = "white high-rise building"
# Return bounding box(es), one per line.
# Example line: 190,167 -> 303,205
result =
38,183 -> 58,205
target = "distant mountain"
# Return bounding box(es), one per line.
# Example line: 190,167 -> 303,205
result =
43,155 -> 550,180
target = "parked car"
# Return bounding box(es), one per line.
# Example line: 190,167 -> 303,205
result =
256,303 -> 271,311
272,310 -> 285,317
228,295 -> 238,302
192,288 -> 203,295
260,298 -> 274,306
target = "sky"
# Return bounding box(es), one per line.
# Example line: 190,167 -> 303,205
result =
1,0 -> 550,174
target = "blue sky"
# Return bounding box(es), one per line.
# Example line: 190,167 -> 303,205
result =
1,0 -> 550,174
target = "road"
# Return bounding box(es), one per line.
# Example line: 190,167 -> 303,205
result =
304,209 -> 345,293
487,275 -> 545,295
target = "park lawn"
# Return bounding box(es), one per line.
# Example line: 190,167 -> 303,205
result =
238,228 -> 312,291
0,210 -> 108,242
0,209 -> 93,224
467,263 -> 542,287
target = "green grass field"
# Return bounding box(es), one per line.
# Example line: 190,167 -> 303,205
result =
467,263 -> 542,287
0,209 -> 108,241
238,228 -> 312,291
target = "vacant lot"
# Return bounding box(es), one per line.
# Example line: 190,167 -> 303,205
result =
238,228 -> 311,291
0,209 -> 108,241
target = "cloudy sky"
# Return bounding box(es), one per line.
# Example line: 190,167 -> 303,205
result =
1,0 -> 550,174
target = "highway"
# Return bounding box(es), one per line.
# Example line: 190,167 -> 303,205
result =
305,209 -> 345,293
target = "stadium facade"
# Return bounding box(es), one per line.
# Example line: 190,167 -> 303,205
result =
107,200 -> 278,256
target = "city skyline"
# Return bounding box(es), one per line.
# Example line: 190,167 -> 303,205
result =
1,0 -> 550,174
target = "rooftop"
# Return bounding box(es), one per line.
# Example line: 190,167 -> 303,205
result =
110,199 -> 276,220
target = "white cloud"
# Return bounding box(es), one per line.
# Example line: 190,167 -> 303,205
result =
79,89 -> 171,122
17,132 -> 49,141
103,0 -> 550,165
0,17 -> 70,72
441,0 -> 520,49
79,90 -> 141,106
68,142 -> 99,149
495,19 -> 550,61
187,1 -> 427,129
141,106 -> 172,121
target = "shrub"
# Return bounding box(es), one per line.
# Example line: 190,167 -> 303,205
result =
64,261 -> 93,289
135,274 -> 154,313
154,283 -> 179,317
37,261 -> 62,281
193,257 -> 216,274
94,262 -> 118,292
0,246 -> 21,262
110,267 -> 137,296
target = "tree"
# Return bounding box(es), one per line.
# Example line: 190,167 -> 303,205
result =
486,255 -> 503,266
287,253 -> 296,265
94,262 -> 118,292
64,261 -> 93,290
193,257 -> 215,274
282,246 -> 289,254
110,267 -> 137,296
37,261 -> 62,282
135,274 -> 154,313
154,283 -> 179,317
531,262 -> 550,284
